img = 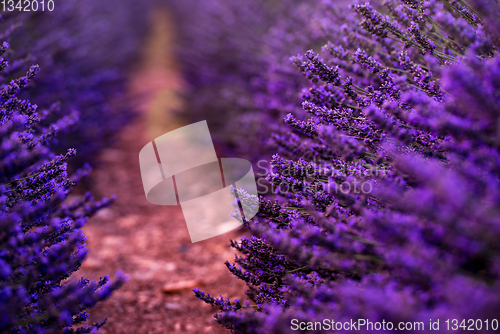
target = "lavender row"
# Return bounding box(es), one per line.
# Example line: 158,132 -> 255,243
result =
1,3 -> 150,332
174,0 -> 500,332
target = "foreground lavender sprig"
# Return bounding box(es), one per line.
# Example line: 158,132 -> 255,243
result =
185,0 -> 500,332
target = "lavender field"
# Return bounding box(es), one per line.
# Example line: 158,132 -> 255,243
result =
1,0 -> 500,333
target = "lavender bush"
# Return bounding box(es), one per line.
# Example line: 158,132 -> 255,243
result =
189,0 -> 500,332
0,44 -> 124,333
0,4 -> 148,332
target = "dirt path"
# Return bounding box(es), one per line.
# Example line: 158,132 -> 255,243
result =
77,9 -> 247,334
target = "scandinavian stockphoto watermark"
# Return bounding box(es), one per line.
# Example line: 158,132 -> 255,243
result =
139,121 -> 259,243
253,159 -> 388,196
138,121 -> 385,242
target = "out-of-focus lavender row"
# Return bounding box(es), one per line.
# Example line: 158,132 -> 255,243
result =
167,0 -> 325,161
2,0 -> 151,165
169,0 -> 500,332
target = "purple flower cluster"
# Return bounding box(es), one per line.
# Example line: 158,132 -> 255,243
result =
183,0 -> 500,332
0,8 -> 139,333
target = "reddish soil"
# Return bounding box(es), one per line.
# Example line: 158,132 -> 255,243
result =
75,10 -> 248,334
